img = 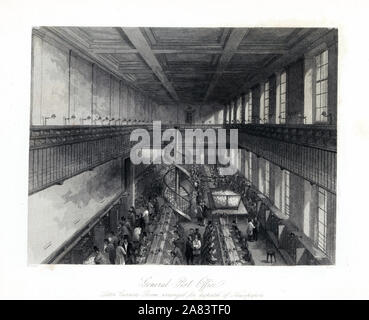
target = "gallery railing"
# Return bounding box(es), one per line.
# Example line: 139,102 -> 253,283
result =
227,123 -> 336,151
28,124 -> 221,195
228,123 -> 337,194
28,125 -> 151,195
29,123 -> 337,195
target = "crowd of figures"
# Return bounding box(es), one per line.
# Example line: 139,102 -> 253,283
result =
181,219 -> 254,265
89,163 -> 277,265
184,165 -> 253,265
93,198 -> 159,265
189,164 -> 210,225
92,196 -> 187,265
217,171 -> 277,262
192,165 -> 277,264
181,227 -> 201,265
213,170 -> 261,240
228,219 -> 252,262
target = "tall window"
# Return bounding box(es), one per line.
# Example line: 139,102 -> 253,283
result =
318,187 -> 328,252
238,149 -> 242,171
315,50 -> 329,122
265,161 -> 270,197
248,91 -> 252,123
264,81 -> 270,123
248,152 -> 253,181
228,104 -> 232,123
279,71 -> 287,124
282,170 -> 290,216
244,94 -> 249,123
244,151 -> 248,178
231,102 -> 235,123
237,97 -> 242,123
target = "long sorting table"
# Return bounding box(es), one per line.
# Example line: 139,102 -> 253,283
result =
219,218 -> 240,263
145,207 -> 176,264
213,217 -> 251,265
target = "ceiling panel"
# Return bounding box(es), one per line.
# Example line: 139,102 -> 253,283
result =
228,53 -> 274,66
241,28 -> 297,44
165,53 -> 214,63
150,28 -> 226,44
43,26 -> 328,105
78,27 -> 123,41
110,53 -> 143,62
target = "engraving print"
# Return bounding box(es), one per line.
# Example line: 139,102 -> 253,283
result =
28,27 -> 337,266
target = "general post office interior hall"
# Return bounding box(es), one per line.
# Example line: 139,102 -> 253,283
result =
28,27 -> 337,266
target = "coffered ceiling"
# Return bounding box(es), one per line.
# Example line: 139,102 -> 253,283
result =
41,27 -> 333,105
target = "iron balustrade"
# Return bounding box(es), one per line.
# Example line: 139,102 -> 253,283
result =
226,123 -> 336,152
28,125 -> 152,195
29,123 -> 336,196
231,123 -> 336,194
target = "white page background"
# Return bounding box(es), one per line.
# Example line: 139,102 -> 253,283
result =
0,0 -> 368,299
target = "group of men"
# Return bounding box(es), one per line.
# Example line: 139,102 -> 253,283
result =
246,217 -> 260,242
93,198 -> 158,265
93,231 -> 133,265
183,228 -> 202,265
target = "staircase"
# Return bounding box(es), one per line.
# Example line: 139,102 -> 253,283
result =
162,164 -> 195,221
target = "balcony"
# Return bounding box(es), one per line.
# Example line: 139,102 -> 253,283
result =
226,123 -> 336,152
29,123 -> 337,196
28,125 -> 151,195
227,123 -> 337,193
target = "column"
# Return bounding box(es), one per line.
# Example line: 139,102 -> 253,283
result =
252,85 -> 261,124
328,43 -> 338,125
269,75 -> 277,124
268,162 -> 275,203
290,173 -> 305,229
287,59 -> 305,124
241,94 -> 246,124
259,82 -> 265,124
